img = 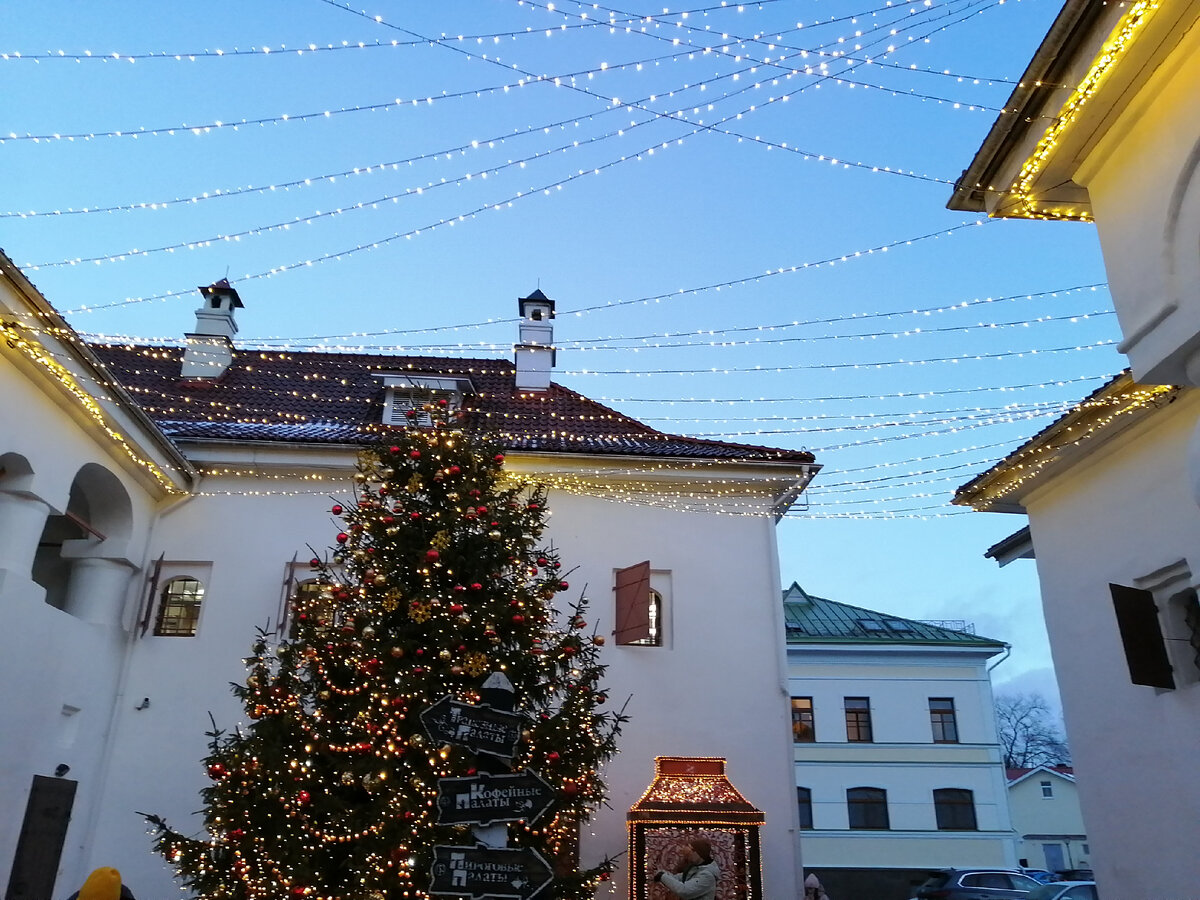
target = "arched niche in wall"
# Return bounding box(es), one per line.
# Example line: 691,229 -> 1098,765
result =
33,463 -> 134,614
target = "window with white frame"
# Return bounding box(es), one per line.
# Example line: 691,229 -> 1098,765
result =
154,576 -> 205,637
377,374 -> 473,427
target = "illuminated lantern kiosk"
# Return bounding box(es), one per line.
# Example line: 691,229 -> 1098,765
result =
627,757 -> 764,900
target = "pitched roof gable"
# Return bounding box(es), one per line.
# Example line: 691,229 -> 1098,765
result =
90,343 -> 816,465
781,582 -> 1005,647
1007,765 -> 1075,786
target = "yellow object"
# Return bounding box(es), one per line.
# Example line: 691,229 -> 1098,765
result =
77,868 -> 122,900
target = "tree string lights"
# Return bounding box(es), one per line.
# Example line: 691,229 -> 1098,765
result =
145,408 -> 627,899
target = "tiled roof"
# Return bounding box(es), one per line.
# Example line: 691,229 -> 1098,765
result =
1007,765 -> 1074,784
90,343 -> 815,465
782,582 -> 1005,647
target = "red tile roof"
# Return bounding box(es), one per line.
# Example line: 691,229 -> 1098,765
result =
91,343 -> 815,465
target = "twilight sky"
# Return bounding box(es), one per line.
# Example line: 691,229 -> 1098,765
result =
1,0 -> 1120,708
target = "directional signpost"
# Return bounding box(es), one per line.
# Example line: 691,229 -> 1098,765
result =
436,769 -> 555,827
429,845 -> 554,900
420,695 -> 523,760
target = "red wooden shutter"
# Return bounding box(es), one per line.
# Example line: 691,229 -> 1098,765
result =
614,561 -> 651,645
1111,583 -> 1175,689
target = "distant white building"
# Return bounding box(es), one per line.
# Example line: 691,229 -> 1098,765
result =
0,254 -> 820,900
781,584 -> 1017,900
1006,766 -> 1089,877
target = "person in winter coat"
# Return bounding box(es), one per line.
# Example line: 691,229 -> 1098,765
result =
653,836 -> 720,900
65,867 -> 137,900
804,872 -> 831,900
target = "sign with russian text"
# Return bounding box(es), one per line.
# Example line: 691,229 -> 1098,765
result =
429,845 -> 553,900
436,769 -> 554,826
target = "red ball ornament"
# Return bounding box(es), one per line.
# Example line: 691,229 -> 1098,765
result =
453,584 -> 466,593
559,581 -> 569,591
292,888 -> 307,897
228,828 -> 244,840
426,549 -> 440,562
297,790 -> 311,805
208,764 -> 227,779
335,532 -> 349,543
410,512 -> 421,520
527,502 -> 539,511
546,751 -> 560,763
562,646 -> 577,657
562,782 -> 580,796
449,465 -> 461,475
470,583 -> 483,591
438,398 -> 449,407
537,557 -> 548,566
383,515 -> 394,524
512,614 -> 525,624
331,504 -> 343,515
309,557 -> 321,568
390,445 -> 401,454
493,453 -> 505,464
410,450 -> 421,459
449,603 -> 463,614
477,506 -> 488,515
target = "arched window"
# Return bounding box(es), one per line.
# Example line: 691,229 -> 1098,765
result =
846,787 -> 889,830
933,788 -> 977,830
796,787 -> 813,829
154,577 -> 205,636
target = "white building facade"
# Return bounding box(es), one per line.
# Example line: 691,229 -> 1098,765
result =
782,584 -> 1017,900
1006,766 -> 1088,876
0,258 -> 818,900
948,3 -> 1200,897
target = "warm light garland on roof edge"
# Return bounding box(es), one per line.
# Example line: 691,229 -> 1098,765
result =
953,377 -> 1178,510
0,319 -> 185,494
1004,0 -> 1162,221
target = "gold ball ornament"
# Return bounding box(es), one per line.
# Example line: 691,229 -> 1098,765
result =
488,530 -> 502,541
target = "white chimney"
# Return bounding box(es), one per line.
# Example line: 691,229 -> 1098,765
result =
514,289 -> 556,392
182,278 -> 242,380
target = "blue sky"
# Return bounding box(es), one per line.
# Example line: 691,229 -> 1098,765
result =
1,0 -> 1121,708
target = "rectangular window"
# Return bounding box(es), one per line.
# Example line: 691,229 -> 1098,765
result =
154,576 -> 205,637
933,788 -> 977,830
791,698 -> 815,742
929,697 -> 959,743
846,787 -> 889,829
796,787 -> 813,829
1040,780 -> 1054,798
844,697 -> 873,742
614,562 -> 665,646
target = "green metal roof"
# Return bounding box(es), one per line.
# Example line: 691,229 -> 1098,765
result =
781,583 -> 1006,648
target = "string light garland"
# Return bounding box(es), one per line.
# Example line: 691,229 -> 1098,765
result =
1001,0 -> 1162,221
63,217 -> 991,314
0,319 -> 185,493
954,376 -> 1178,509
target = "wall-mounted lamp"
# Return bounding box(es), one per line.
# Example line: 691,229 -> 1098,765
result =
54,764 -> 70,778
135,697 -> 150,711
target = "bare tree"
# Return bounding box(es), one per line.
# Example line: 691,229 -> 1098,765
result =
994,692 -> 1071,768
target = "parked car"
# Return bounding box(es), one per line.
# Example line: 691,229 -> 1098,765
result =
1028,882 -> 1099,900
912,868 -> 1043,899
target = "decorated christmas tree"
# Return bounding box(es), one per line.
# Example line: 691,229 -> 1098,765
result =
146,402 -> 626,899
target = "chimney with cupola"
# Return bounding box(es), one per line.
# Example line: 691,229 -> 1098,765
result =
181,278 -> 242,380
514,289 -> 555,392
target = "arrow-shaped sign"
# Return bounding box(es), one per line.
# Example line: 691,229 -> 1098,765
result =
430,845 -> 554,900
420,695 -> 523,760
436,769 -> 555,826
